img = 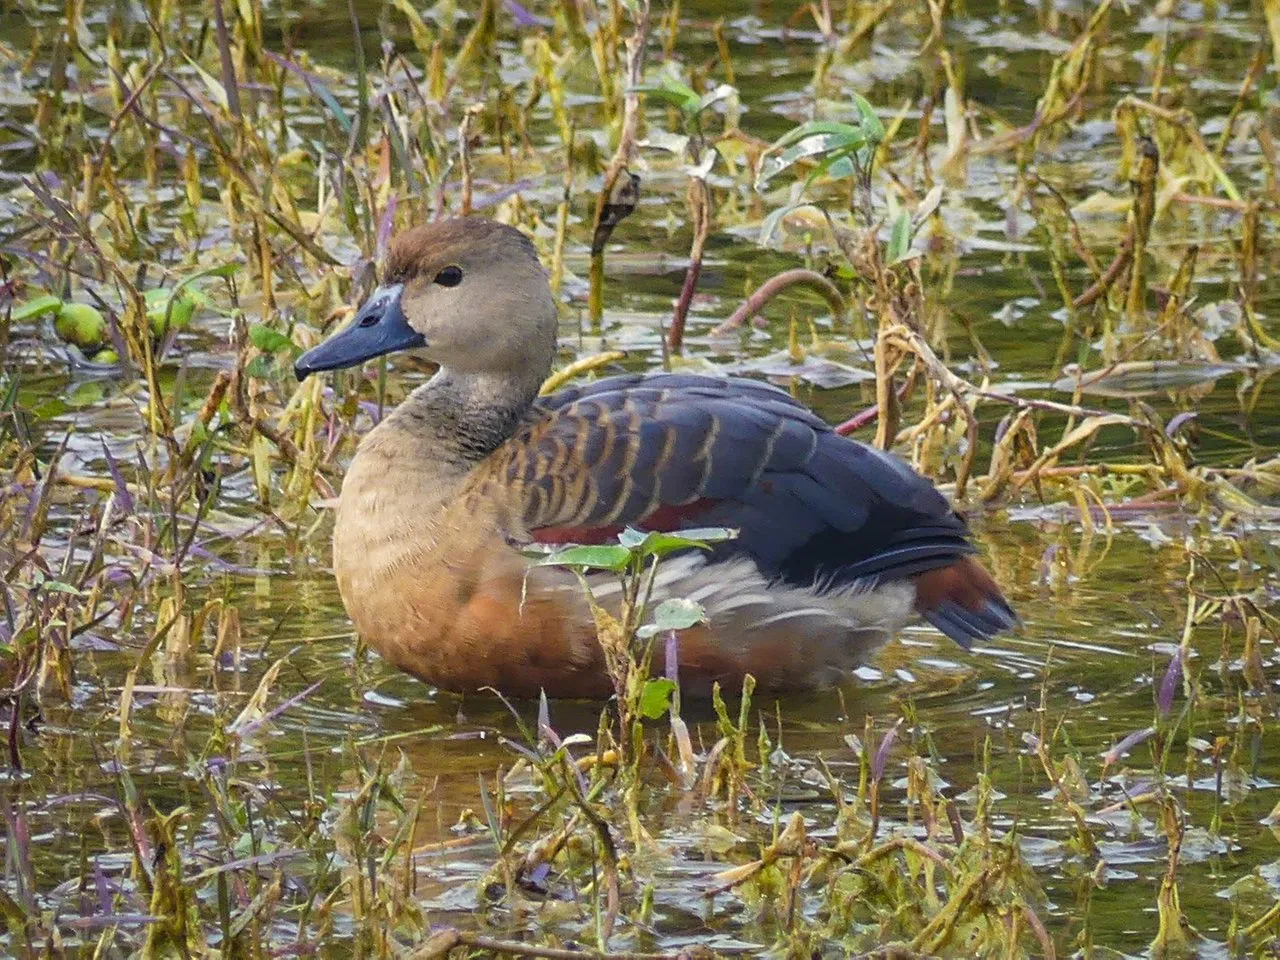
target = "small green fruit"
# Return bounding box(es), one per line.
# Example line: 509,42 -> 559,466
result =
92,348 -> 120,364
145,288 -> 197,336
54,303 -> 108,350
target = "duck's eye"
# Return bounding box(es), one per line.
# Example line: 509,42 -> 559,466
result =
434,265 -> 464,287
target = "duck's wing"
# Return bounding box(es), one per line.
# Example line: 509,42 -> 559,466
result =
475,372 -> 1015,647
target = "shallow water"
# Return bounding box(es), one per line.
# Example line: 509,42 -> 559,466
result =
1,0 -> 1278,956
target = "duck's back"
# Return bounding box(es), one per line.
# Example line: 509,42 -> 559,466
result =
471,372 -> 1016,649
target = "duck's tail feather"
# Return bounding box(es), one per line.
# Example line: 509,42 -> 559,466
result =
913,556 -> 1019,649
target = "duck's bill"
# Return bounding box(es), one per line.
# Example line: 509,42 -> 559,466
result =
294,283 -> 425,379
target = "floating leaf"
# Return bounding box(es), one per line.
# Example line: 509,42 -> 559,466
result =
54,303 -> 108,349
144,288 -> 197,335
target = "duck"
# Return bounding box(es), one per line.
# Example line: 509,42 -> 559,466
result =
294,217 -> 1017,699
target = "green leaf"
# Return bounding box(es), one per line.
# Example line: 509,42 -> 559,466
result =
759,201 -> 816,247
638,597 -> 708,639
757,129 -> 867,190
42,580 -> 82,596
634,527 -> 738,558
801,150 -> 861,192
652,598 -> 706,630
249,324 -> 294,354
886,211 -> 913,264
756,103 -> 885,190
631,76 -> 702,115
537,545 -> 633,572
695,83 -> 737,116
769,120 -> 867,151
10,294 -> 63,322
145,287 -> 198,334
172,262 -> 241,299
639,678 -> 677,719
616,528 -> 646,549
268,51 -> 353,135
850,91 -> 886,144
244,355 -> 276,379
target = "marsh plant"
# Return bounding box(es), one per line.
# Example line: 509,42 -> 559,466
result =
0,0 -> 1278,956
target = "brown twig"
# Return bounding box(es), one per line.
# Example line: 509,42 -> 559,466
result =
458,104 -> 482,216
834,378 -> 915,435
712,269 -> 847,335
587,3 -> 651,327
1072,235 -> 1133,309
882,326 -> 980,498
94,59 -> 167,170
1125,137 -> 1159,321
667,175 -> 710,352
212,0 -> 243,124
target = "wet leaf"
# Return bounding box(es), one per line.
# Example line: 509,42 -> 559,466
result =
704,824 -> 745,853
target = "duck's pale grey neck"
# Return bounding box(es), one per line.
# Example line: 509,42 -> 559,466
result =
387,367 -> 541,465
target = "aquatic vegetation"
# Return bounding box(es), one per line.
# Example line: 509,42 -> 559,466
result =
0,0 -> 1277,956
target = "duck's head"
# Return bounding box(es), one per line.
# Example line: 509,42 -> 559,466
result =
295,218 -> 557,381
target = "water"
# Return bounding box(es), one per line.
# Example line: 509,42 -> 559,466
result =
0,0 -> 1278,955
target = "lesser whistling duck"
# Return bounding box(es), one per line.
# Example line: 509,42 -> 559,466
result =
294,218 -> 1017,698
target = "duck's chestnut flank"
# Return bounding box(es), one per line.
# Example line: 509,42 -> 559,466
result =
295,217 -> 1017,698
